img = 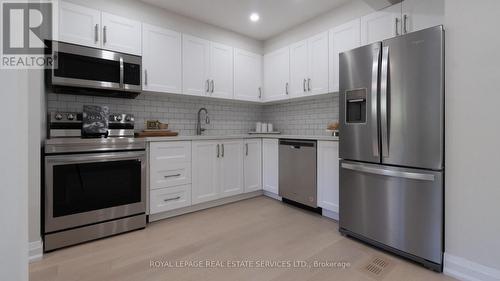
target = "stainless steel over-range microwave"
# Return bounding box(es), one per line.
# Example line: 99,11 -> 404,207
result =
46,41 -> 142,98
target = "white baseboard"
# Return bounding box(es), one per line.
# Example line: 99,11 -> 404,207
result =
29,239 -> 43,262
444,253 -> 500,281
322,209 -> 339,221
263,191 -> 282,201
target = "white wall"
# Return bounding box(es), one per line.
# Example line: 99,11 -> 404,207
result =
263,0 -> 374,53
0,70 -> 29,280
64,0 -> 263,54
444,0 -> 500,273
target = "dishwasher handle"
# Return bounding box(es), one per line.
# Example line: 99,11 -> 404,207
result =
279,140 -> 316,148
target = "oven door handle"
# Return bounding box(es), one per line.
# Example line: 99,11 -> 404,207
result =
45,151 -> 145,164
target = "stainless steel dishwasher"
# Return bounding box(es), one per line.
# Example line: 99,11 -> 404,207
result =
279,139 -> 317,208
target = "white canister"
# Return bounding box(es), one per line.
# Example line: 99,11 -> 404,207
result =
256,122 -> 262,133
267,123 -> 273,132
261,123 -> 268,133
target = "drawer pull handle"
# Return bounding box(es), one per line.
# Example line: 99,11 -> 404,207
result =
163,196 -> 181,202
164,174 -> 181,178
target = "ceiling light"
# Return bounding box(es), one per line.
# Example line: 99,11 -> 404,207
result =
250,13 -> 260,22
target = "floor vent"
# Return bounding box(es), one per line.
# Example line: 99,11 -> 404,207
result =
360,256 -> 394,280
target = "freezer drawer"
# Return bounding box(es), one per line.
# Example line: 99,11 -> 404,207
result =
339,160 -> 443,265
279,140 -> 317,207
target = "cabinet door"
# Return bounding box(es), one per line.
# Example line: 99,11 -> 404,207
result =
142,24 -> 181,94
182,34 -> 210,96
209,43 -> 234,99
289,40 -> 309,97
308,31 -> 330,95
263,47 -> 290,102
402,0 -> 444,34
192,141 -> 220,204
220,140 -> 244,198
361,3 -> 402,46
329,19 -> 361,92
262,139 -> 279,194
317,141 -> 339,213
244,139 -> 262,193
59,2 -> 101,48
234,49 -> 262,102
101,12 -> 142,55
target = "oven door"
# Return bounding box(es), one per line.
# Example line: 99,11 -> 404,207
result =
44,151 -> 146,233
50,41 -> 142,93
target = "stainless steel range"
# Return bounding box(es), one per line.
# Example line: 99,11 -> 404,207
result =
44,109 -> 146,252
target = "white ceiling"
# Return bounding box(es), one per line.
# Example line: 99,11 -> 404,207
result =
140,0 -> 352,40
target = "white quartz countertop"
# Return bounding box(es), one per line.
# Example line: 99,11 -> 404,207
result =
143,134 -> 338,142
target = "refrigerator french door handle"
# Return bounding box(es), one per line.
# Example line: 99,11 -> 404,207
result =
380,46 -> 390,158
341,162 -> 435,181
371,47 -> 380,158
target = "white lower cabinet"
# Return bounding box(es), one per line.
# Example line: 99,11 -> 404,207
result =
262,139 -> 279,194
317,141 -> 339,213
244,139 -> 262,193
192,140 -> 244,204
150,185 -> 192,214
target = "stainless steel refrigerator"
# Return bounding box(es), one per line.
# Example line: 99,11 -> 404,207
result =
338,26 -> 444,272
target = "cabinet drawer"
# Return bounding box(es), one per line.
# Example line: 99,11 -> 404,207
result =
150,185 -> 191,214
150,162 -> 191,189
150,141 -> 191,164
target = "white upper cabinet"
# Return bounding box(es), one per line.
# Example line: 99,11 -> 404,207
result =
234,49 -> 263,102
307,32 -> 330,95
289,40 -> 309,97
59,2 -> 101,48
289,32 -> 329,97
401,0 -> 444,34
209,42 -> 234,99
317,141 -> 339,213
361,3 -> 402,46
264,47 -> 290,102
219,140 -> 244,198
329,19 -> 361,93
142,24 -> 181,94
262,139 -> 279,194
182,34 -> 210,97
244,139 -> 262,193
101,12 -> 142,55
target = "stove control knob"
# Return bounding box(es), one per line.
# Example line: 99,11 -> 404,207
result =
55,113 -> 63,120
126,116 -> 134,122
67,113 -> 75,121
116,115 -> 123,121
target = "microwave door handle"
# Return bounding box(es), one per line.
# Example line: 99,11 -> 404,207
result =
380,46 -> 390,158
119,57 -> 124,88
371,47 -> 380,158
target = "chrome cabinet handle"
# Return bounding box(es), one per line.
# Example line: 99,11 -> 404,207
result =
103,26 -> 107,44
245,143 -> 249,156
144,69 -> 148,86
307,78 -> 311,91
164,174 -> 181,178
371,48 -> 380,158
221,144 -> 224,157
380,46 -> 390,158
119,57 -> 124,88
394,18 -> 400,36
163,196 -> 181,202
206,79 -> 210,93
341,163 -> 435,181
211,80 -> 214,93
403,14 -> 408,34
258,87 -> 262,99
217,144 -> 220,158
303,79 -> 307,92
285,82 -> 289,95
94,24 -> 99,43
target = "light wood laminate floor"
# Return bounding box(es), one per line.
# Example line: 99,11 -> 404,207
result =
30,196 -> 455,281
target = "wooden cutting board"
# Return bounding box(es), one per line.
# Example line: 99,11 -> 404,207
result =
135,131 -> 179,137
